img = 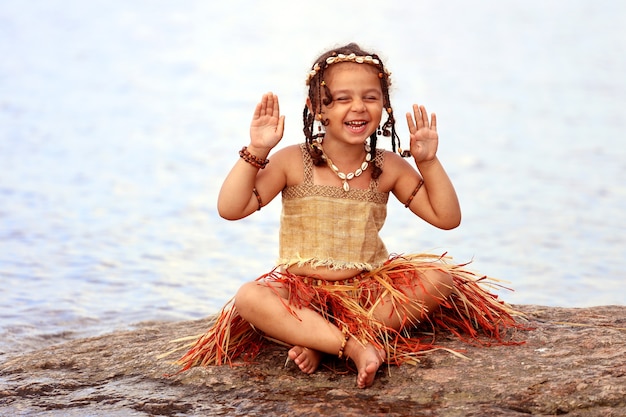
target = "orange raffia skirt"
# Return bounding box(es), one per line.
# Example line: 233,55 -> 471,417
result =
174,253 -> 526,371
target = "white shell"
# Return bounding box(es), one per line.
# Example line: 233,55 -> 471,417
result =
338,172 -> 346,180
361,161 -> 369,171
331,163 -> 339,172
365,153 -> 372,162
355,168 -> 363,177
343,182 -> 350,192
346,172 -> 355,180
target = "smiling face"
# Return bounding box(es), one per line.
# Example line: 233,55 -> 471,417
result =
320,62 -> 384,146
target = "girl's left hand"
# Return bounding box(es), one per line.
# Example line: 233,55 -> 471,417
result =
405,104 -> 438,163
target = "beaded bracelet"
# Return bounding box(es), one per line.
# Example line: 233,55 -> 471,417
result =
252,187 -> 263,211
404,179 -> 424,208
337,332 -> 350,359
239,146 -> 269,169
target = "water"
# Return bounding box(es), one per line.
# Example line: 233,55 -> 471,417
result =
1,0 -> 625,357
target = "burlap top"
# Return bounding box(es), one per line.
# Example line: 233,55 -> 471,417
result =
277,143 -> 390,271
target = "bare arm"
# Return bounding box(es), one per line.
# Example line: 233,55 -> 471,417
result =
393,104 -> 460,230
217,93 -> 286,220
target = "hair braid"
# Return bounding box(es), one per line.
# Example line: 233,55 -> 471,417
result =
374,56 -> 406,157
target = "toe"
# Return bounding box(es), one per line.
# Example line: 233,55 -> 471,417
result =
288,346 -> 302,360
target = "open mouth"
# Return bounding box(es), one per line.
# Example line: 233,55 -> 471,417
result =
345,120 -> 368,132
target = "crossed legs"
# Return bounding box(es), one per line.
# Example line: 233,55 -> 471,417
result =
233,268 -> 452,388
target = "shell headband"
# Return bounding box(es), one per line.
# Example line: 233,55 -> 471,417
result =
305,53 -> 391,85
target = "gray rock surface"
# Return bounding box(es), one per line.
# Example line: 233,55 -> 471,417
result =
1,305 -> 624,416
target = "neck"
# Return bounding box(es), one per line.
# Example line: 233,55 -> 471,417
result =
318,141 -> 372,192
320,141 -> 368,165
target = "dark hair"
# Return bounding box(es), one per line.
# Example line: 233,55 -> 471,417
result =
302,43 -> 405,179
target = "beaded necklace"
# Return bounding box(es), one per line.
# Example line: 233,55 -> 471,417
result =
320,143 -> 372,192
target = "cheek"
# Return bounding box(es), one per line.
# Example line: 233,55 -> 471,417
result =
371,107 -> 384,124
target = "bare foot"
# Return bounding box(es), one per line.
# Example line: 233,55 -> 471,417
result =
347,342 -> 385,389
287,346 -> 323,374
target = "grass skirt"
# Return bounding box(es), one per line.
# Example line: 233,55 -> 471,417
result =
174,253 -> 526,371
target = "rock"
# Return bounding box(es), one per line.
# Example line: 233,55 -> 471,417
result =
1,305 -> 624,416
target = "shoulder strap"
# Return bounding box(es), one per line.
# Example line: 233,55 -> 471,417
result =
369,148 -> 385,191
299,143 -> 314,185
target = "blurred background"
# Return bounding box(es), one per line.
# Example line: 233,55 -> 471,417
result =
1,0 -> 624,355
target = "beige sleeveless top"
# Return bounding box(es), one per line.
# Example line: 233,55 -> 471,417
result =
277,144 -> 389,271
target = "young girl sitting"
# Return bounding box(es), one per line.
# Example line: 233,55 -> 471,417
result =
176,43 -> 522,389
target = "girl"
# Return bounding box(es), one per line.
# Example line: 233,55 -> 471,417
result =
176,43 -> 522,389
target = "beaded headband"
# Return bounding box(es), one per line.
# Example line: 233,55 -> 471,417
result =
305,53 -> 391,85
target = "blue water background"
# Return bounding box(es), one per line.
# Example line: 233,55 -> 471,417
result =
1,0 -> 625,355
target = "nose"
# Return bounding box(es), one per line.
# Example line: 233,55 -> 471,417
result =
351,98 -> 366,112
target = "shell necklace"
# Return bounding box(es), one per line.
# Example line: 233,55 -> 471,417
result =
321,143 -> 372,192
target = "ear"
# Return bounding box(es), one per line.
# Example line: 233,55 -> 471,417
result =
307,97 -> 324,116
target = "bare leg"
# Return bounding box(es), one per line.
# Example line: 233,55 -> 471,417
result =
374,269 -> 453,330
233,269 -> 451,388
353,268 -> 452,387
234,281 -> 384,388
234,281 -> 346,354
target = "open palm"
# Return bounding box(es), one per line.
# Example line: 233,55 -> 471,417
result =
405,104 -> 438,163
250,92 -> 285,150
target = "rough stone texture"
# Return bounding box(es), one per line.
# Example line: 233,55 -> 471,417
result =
1,305 -> 624,416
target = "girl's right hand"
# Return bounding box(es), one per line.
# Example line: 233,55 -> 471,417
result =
249,92 -> 285,151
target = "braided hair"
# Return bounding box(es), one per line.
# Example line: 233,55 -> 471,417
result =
303,43 -> 407,180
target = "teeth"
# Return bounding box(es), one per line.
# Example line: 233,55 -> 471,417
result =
346,121 -> 367,126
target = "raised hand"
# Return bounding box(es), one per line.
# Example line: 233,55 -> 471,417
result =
250,92 -> 285,151
405,104 -> 438,163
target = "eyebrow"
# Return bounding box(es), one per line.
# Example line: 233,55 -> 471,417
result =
331,88 -> 382,95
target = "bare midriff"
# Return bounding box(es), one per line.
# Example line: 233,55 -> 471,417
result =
286,264 -> 364,281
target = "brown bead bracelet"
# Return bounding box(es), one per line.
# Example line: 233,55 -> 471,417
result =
239,146 -> 269,169
337,332 -> 350,359
252,187 -> 263,211
404,178 -> 424,208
